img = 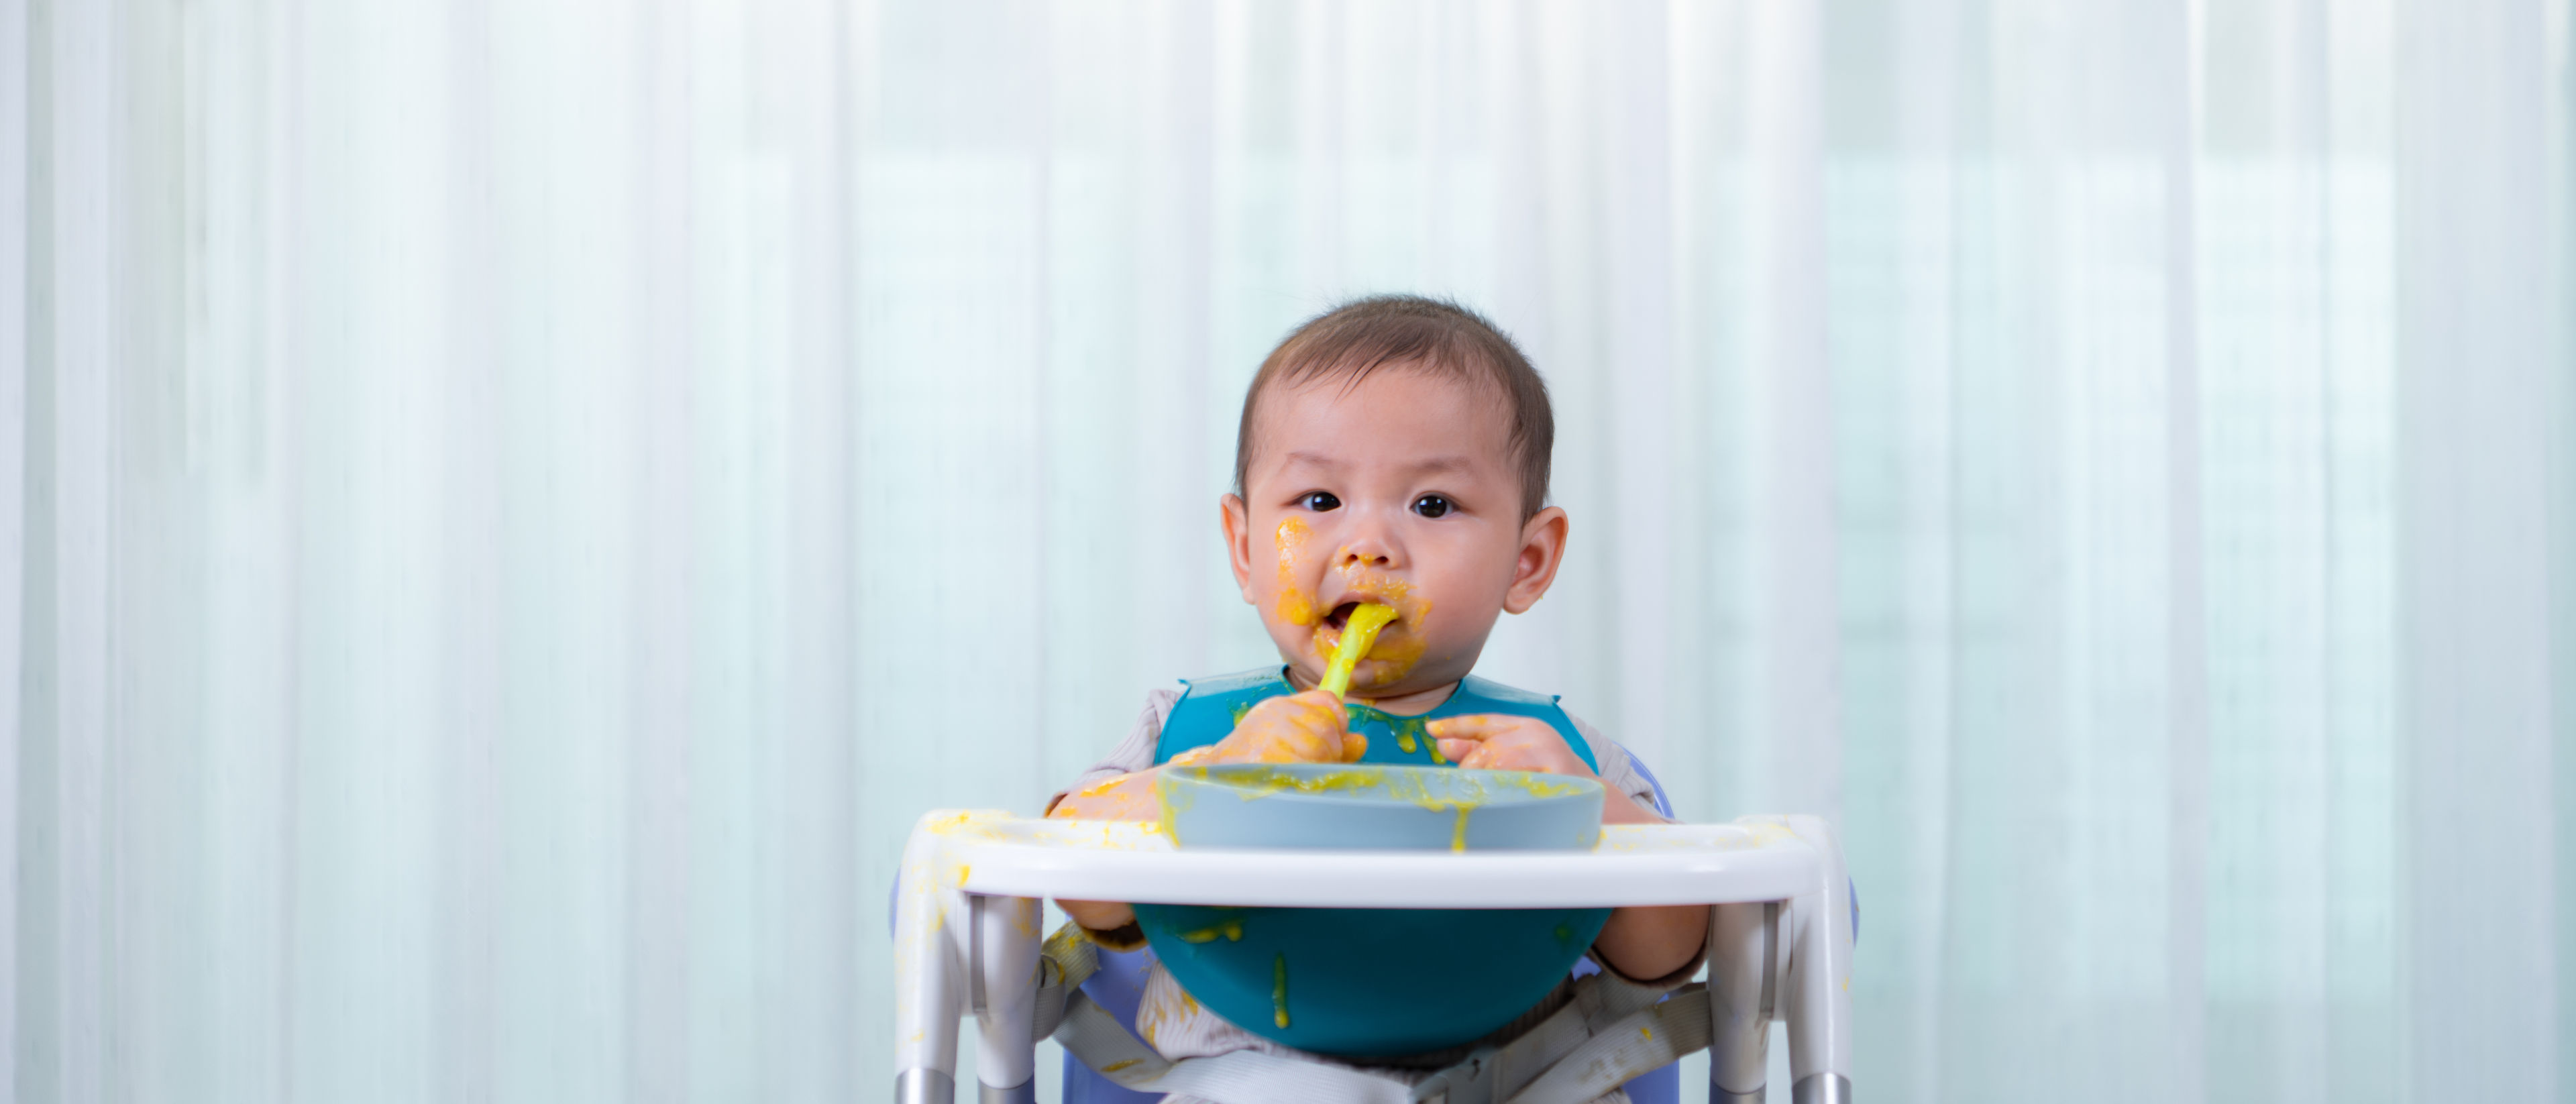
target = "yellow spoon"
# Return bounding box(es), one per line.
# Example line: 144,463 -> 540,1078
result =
1316,603 -> 1399,698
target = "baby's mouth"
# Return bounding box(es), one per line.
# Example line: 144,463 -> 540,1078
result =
1322,599 -> 1407,637
1309,593 -> 1429,685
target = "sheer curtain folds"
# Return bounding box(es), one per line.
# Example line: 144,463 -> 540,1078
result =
3,1 -> 2571,1101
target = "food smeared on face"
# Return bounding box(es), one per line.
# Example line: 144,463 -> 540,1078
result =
1273,511 -> 1440,694
1316,602 -> 1397,698
1308,568 -> 1433,692
1273,518 -> 1320,627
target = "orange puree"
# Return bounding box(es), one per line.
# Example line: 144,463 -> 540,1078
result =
1273,518 -> 1320,626
1307,568 -> 1433,688
1391,716 -> 1426,754
1317,603 -> 1398,698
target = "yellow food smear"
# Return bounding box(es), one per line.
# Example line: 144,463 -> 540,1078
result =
1151,770 -> 1204,840
1057,773 -> 1159,823
1305,569 -> 1433,688
1273,518 -> 1320,626
1102,1060 -> 1139,1074
1505,774 -> 1591,798
1450,804 -> 1470,852
1272,953 -> 1291,1030
1136,984 -> 1203,1048
1318,603 -> 1397,698
1250,741 -> 1316,765
1390,716 -> 1427,755
1215,766 -> 1388,799
1310,621 -> 1428,679
1199,763 -> 1585,812
1046,922 -> 1095,963
1177,919 -> 1246,944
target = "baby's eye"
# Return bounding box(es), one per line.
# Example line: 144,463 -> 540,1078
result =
1302,491 -> 1342,512
1412,494 -> 1452,518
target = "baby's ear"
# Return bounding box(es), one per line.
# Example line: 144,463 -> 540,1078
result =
1503,506 -> 1570,615
1220,494 -> 1259,603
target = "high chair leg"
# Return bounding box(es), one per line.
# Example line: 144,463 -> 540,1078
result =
972,894 -> 1043,1103
1708,815 -> 1856,1104
893,816 -> 980,1104
1779,816 -> 1854,1104
1707,900 -> 1781,1102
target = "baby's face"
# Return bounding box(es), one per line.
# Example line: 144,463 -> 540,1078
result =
1224,367 -> 1566,700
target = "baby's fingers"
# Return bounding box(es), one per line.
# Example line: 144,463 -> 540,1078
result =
1426,714 -> 1515,741
1426,714 -> 1591,775
1254,689 -> 1355,763
1287,688 -> 1347,717
1427,714 -> 1505,768
1289,690 -> 1369,761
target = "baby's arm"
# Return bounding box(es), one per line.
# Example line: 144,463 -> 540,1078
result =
1044,771 -> 1162,824
1049,690 -> 1365,934
1591,900 -> 1714,982
1429,715 -> 1714,982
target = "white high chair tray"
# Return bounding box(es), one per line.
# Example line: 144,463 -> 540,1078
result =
927,812 -> 1823,908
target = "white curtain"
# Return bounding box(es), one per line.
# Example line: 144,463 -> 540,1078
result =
5,1 -> 2569,1101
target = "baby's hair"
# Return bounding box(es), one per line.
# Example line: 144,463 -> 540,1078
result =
1234,295 -> 1556,521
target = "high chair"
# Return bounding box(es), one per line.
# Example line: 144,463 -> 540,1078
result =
890,758 -> 1856,1104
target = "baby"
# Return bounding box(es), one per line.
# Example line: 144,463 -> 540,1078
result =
1047,296 -> 1711,1092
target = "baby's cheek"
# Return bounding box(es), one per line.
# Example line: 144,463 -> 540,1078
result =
1271,517 -> 1322,627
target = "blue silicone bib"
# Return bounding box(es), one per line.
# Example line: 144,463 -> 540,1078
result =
1134,669 -> 1615,1057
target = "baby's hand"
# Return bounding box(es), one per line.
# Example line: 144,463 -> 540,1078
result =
1426,714 -> 1594,777
1430,715 -> 1666,826
1179,689 -> 1368,765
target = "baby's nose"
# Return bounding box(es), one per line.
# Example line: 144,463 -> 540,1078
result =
1338,545 -> 1393,569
